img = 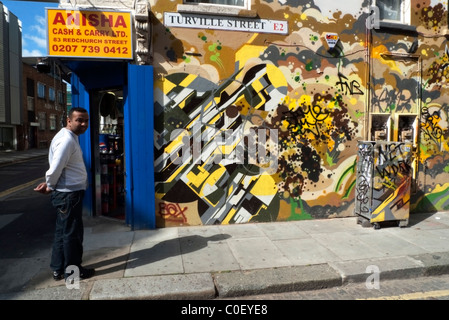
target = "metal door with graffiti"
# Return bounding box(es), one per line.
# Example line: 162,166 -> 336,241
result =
354,140 -> 413,228
354,52 -> 420,228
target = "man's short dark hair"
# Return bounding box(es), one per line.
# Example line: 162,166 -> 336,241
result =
68,107 -> 88,119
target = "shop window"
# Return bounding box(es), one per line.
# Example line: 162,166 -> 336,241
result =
37,82 -> 46,99
374,0 -> 410,25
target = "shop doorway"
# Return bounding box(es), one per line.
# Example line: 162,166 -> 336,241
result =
90,88 -> 126,220
70,62 -> 155,229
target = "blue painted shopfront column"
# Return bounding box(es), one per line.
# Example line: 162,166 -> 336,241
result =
124,64 -> 155,229
70,72 -> 94,217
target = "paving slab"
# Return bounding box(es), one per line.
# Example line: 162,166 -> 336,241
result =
329,256 -> 426,284
133,227 -> 179,244
178,224 -> 223,238
411,252 -> 449,276
256,221 -> 310,240
125,238 -> 184,277
293,217 -> 361,234
408,216 -> 449,230
213,264 -> 342,298
90,273 -> 216,300
386,228 -> 449,252
227,237 -> 292,270
273,238 -> 341,265
218,223 -> 266,238
431,213 -> 449,227
84,216 -> 131,234
356,230 -> 429,256
83,231 -> 134,251
310,231 -> 386,260
81,247 -> 129,280
0,283 -> 88,300
180,238 -> 240,273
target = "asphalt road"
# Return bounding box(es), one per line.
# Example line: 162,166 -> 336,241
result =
0,156 -> 48,192
0,157 -> 55,260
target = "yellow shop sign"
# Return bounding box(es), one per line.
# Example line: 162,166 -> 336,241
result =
47,8 -> 133,59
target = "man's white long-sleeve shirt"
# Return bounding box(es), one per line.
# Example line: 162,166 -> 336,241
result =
46,128 -> 88,192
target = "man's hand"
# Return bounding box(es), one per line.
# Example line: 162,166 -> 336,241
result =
34,182 -> 52,195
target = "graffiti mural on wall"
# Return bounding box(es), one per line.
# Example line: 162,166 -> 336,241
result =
154,64 -> 287,226
154,60 -> 361,226
151,0 -> 449,226
414,1 -> 449,211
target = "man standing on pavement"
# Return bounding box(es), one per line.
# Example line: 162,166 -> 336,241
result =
34,107 -> 95,282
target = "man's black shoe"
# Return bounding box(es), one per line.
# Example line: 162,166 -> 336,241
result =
53,271 -> 64,281
79,268 -> 95,279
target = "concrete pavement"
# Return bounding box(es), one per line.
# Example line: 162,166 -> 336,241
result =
1,209 -> 449,300
1,149 -> 449,300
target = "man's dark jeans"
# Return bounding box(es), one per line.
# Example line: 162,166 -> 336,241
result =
50,190 -> 85,275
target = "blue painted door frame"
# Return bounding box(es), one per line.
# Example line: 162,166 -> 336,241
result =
70,62 -> 155,230
70,73 -> 93,216
124,64 -> 155,229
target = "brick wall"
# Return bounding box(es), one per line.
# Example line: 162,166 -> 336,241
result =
20,62 -> 67,150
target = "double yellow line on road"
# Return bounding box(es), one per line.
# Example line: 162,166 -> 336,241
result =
360,289 -> 449,300
0,178 -> 44,199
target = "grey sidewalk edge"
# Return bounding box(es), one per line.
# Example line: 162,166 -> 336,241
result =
0,283 -> 90,300
411,252 -> 449,276
89,273 -> 216,300
328,252 -> 449,284
212,264 -> 342,298
2,255 -> 449,300
88,255 -> 449,299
